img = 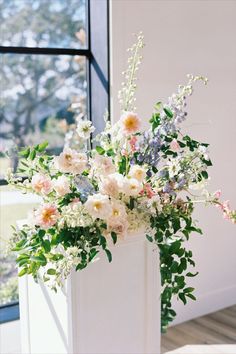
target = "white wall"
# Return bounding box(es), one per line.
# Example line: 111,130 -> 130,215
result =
110,0 -> 236,324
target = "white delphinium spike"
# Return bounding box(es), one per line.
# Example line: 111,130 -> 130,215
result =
118,32 -> 144,112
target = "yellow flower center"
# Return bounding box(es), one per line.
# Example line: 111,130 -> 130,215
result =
124,116 -> 137,130
42,210 -> 53,222
93,201 -> 102,211
65,154 -> 72,161
113,209 -> 120,216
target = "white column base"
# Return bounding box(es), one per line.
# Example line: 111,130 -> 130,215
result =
19,233 -> 161,354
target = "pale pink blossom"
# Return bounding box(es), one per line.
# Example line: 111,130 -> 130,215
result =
107,217 -> 128,240
129,136 -> 138,152
53,176 -> 71,196
140,183 -> 155,198
54,148 -> 87,174
34,203 -> 60,229
99,174 -> 120,198
31,174 -> 52,195
120,112 -> 141,135
91,154 -> 116,176
214,190 -> 222,199
170,139 -> 180,152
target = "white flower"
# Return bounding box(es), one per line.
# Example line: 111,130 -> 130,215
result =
129,165 -> 146,182
84,193 -> 112,220
54,148 -> 87,174
126,208 -> 149,233
106,201 -> 128,238
109,200 -> 127,222
59,201 -> 93,228
146,195 -> 162,214
167,159 -> 181,178
91,154 -> 116,177
53,176 -> 71,196
198,145 -> 210,161
76,120 -> 95,140
99,174 -> 120,197
121,177 -> 142,197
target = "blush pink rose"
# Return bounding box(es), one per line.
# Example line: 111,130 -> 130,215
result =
54,148 -> 87,174
31,174 -> 52,195
120,112 -> 141,135
53,176 -> 71,196
34,203 -> 60,229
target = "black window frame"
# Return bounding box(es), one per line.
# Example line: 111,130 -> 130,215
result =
0,0 -> 110,323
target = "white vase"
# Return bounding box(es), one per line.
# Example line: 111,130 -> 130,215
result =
18,232 -> 161,354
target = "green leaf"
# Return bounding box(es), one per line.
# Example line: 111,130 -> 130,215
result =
95,146 -> 105,155
163,107 -> 173,118
18,268 -> 28,277
19,147 -> 30,158
183,287 -> 195,293
29,149 -> 36,160
37,141 -> 48,152
105,249 -> 112,263
201,171 -> 208,179
118,156 -> 127,175
47,268 -> 56,275
170,261 -> 179,273
111,231 -> 117,245
169,241 -> 181,254
38,229 -> 46,238
89,248 -> 99,262
179,292 -> 187,305
42,240 -> 51,253
17,258 -> 30,267
76,263 -> 87,271
31,254 -> 47,265
186,271 -> 199,277
154,101 -> 163,111
186,293 -> 197,301
146,234 -> 153,243
106,148 -> 115,157
12,239 -> 27,251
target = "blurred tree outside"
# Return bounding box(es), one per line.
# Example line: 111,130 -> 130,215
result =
0,0 -> 87,173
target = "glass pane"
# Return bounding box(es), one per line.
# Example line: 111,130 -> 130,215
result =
0,0 -> 87,48
0,53 -> 87,177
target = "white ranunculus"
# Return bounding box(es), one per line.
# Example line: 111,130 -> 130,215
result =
53,175 -> 71,196
121,177 -> 142,197
84,193 -> 112,220
76,120 -> 95,140
129,165 -> 146,182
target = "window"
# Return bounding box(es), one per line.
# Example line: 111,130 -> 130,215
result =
0,0 -> 109,323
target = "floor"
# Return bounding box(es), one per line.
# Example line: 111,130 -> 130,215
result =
161,305 -> 236,354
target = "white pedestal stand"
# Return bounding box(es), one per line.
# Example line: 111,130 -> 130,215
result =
19,233 -> 161,354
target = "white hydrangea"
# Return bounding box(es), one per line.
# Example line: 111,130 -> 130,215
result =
60,201 -> 93,228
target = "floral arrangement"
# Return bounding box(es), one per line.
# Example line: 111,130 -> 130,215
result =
8,33 -> 236,332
